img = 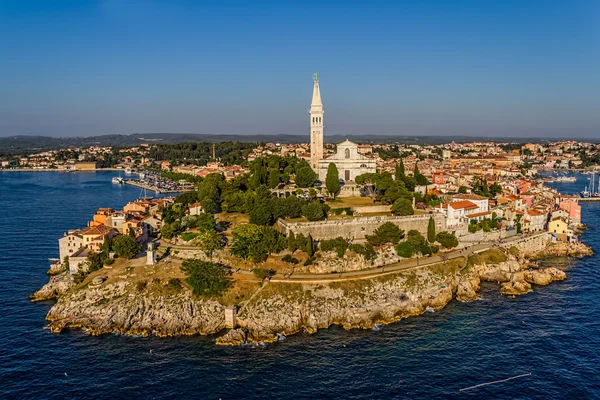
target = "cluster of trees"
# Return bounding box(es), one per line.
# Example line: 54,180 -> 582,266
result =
468,214 -> 500,233
471,177 -> 502,199
148,142 -> 255,166
395,230 -> 439,258
287,232 -> 315,256
366,222 -> 404,246
393,222 -> 458,258
181,259 -> 232,297
230,224 -> 286,263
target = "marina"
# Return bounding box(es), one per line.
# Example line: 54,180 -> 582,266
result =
117,171 -> 194,194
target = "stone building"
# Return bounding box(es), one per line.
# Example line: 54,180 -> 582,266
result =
309,74 -> 376,182
317,139 -> 376,182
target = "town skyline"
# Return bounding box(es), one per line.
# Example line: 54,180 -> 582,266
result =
1,1 -> 599,138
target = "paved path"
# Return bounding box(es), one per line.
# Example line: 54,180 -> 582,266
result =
157,232 -> 547,284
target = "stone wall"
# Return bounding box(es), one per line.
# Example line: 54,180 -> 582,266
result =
500,233 -> 550,255
352,205 -> 391,215
277,214 -> 448,240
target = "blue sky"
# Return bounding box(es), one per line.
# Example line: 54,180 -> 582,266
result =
0,0 -> 598,138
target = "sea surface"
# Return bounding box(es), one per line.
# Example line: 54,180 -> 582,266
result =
1,171 -> 599,399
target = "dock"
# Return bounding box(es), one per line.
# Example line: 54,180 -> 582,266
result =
578,197 -> 600,202
124,179 -> 192,194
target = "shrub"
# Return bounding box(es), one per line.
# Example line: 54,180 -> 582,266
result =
436,232 -> 459,249
253,268 -> 276,280
430,245 -> 440,254
282,254 -> 300,264
136,280 -> 147,292
167,278 -> 183,292
320,237 -> 348,257
303,256 -> 316,266
180,232 -> 199,242
396,242 -> 415,258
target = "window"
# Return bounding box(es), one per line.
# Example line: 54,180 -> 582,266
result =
345,148 -> 350,159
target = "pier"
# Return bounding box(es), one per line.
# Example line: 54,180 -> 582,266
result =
123,179 -> 191,194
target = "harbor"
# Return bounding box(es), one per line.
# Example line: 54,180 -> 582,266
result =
112,171 -> 195,194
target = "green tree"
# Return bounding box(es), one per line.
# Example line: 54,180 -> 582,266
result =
268,167 -> 280,189
194,229 -> 224,258
253,268 -> 275,281
427,216 -> 436,243
395,242 -> 415,258
302,201 -> 325,221
391,198 -> 414,216
436,231 -> 459,249
230,224 -> 285,263
306,234 -> 315,257
62,256 -> 70,272
295,166 -> 317,188
161,221 -> 181,239
288,231 -> 297,252
366,222 -> 405,246
325,162 -> 340,198
86,251 -> 103,272
320,237 -> 348,257
112,235 -> 142,259
249,202 -> 273,226
395,160 -> 405,179
458,186 -> 468,194
181,259 -> 232,297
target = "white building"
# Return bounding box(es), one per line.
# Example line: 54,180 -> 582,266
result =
308,74 -> 376,182
309,73 -> 324,169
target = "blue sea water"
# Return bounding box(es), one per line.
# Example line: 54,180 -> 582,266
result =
1,171 -> 599,399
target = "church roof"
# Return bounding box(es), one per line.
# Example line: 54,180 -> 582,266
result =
338,139 -> 357,147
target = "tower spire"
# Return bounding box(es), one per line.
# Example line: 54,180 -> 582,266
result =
311,73 -> 322,106
309,73 -> 324,170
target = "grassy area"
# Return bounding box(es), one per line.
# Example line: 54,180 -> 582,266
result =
467,249 -> 508,268
180,232 -> 199,242
428,257 -> 465,276
325,196 -> 374,208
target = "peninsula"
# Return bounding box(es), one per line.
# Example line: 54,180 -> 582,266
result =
31,76 -> 596,345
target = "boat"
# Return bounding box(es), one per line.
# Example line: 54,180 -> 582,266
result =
125,167 -> 133,174
555,176 -> 576,182
112,177 -> 125,184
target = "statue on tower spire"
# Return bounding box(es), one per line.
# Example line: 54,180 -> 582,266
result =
313,72 -> 318,81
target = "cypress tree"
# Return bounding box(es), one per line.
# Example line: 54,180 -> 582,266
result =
325,162 -> 340,198
427,216 -> 436,243
396,160 -> 405,180
288,231 -> 297,252
307,234 -> 314,257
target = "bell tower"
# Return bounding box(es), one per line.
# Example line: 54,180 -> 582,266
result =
309,73 -> 324,170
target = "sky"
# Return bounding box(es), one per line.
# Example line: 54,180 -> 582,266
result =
0,0 -> 599,138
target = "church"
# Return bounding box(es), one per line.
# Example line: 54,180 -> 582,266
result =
308,73 -> 376,182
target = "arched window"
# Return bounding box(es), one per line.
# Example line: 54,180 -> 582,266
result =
345,148 -> 350,159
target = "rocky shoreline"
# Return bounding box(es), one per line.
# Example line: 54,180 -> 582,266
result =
32,240 -> 592,346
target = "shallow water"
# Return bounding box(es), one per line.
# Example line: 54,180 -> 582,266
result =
1,172 -> 598,399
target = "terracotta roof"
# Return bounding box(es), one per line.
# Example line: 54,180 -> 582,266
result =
449,200 -> 479,210
454,194 -> 488,201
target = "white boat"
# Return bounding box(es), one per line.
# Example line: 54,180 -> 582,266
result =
555,176 -> 576,182
112,177 -> 125,184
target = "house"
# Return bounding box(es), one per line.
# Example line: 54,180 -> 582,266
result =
437,199 -> 488,227
58,225 -> 118,273
559,197 -> 581,224
189,202 -> 203,216
525,209 -> 548,232
548,217 -> 573,241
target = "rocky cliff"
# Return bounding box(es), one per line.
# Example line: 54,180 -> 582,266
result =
33,242 -> 587,346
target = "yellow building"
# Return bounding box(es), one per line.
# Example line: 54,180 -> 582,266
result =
548,217 -> 572,241
75,162 -> 98,170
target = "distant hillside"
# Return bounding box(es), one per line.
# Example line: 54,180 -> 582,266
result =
0,133 -> 566,155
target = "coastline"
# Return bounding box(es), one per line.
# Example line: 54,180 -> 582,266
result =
31,238 -> 592,346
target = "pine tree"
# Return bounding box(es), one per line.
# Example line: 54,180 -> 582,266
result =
413,162 -> 420,177
325,162 -> 340,198
427,216 -> 436,243
395,160 -> 405,180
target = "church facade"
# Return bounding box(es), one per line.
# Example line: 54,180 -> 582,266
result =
309,74 -> 376,182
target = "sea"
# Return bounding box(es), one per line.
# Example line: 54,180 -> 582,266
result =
0,171 -> 599,399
